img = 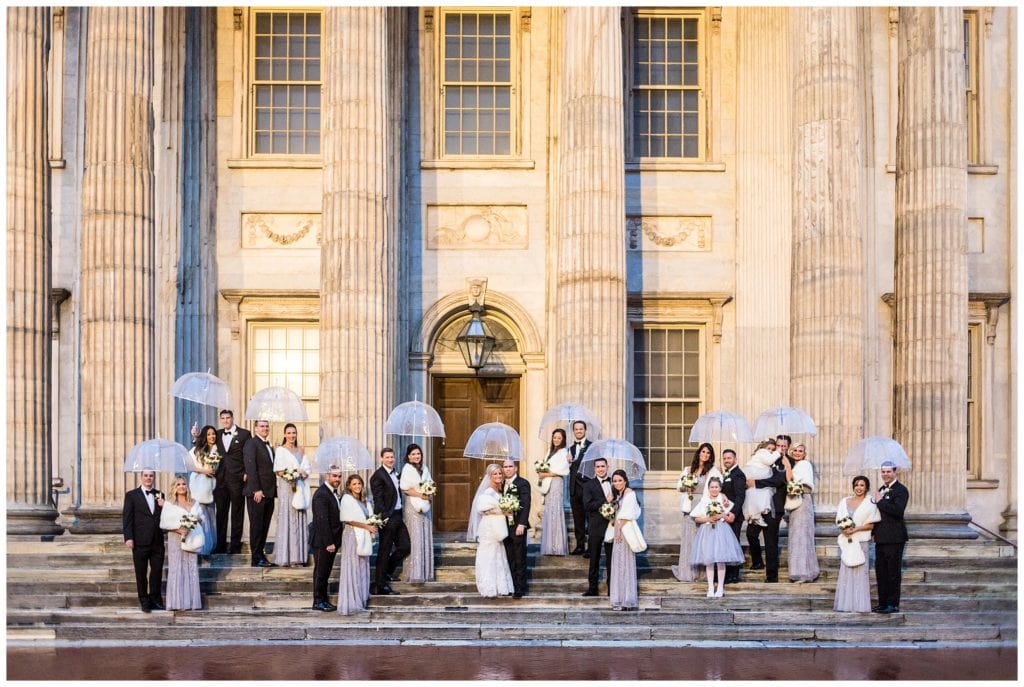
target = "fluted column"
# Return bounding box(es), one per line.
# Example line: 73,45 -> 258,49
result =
321,8 -> 402,447
894,7 -> 969,521
7,8 -> 63,535
734,7 -> 792,422
790,8 -> 866,509
73,8 -> 156,532
554,8 -> 627,437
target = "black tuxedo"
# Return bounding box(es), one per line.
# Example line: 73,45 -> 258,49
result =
873,479 -> 910,609
567,439 -> 592,551
243,435 -> 277,564
213,425 -> 251,553
369,466 -> 410,589
122,486 -> 165,606
720,465 -> 747,581
582,475 -> 614,593
502,475 -> 532,596
746,456 -> 787,581
310,483 -> 343,604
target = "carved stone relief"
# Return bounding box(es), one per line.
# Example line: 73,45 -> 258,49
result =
426,205 -> 528,250
241,213 -> 321,248
626,215 -> 711,251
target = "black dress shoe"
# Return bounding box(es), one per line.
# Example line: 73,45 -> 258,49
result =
312,601 -> 330,611
764,577 -> 778,584
582,590 -> 598,597
570,547 -> 586,555
582,551 -> 590,559
140,601 -> 153,613
880,605 -> 898,614
149,599 -> 166,611
324,602 -> 338,611
255,559 -> 276,568
513,592 -> 524,599
750,562 -> 765,570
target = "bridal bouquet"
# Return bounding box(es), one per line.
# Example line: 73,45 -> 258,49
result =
836,516 -> 856,543
179,513 -> 200,530
533,457 -> 551,487
419,480 -> 437,497
197,446 -> 221,470
599,502 -> 617,522
366,513 -> 388,529
677,473 -> 699,493
280,466 -> 301,491
498,493 -> 521,515
705,501 -> 723,528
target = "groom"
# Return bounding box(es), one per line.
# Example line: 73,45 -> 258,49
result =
502,459 -> 532,598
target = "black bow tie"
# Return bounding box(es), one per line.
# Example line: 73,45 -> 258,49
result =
146,489 -> 159,495
600,478 -> 609,484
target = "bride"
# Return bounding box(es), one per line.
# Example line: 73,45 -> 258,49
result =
467,463 -> 515,598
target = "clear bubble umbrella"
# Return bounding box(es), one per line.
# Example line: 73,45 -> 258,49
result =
313,436 -> 375,473
537,402 -> 603,440
463,422 -> 523,462
244,386 -> 308,422
169,371 -> 231,409
688,409 -> 754,444
752,406 -> 818,439
123,439 -> 191,473
579,439 -> 647,480
843,436 -> 913,476
384,400 -> 446,440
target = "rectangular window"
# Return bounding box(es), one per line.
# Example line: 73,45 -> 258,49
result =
251,10 -> 322,156
249,322 -> 321,449
963,10 -> 980,164
441,10 -> 513,156
966,323 -> 981,477
630,11 -> 703,159
632,326 -> 703,472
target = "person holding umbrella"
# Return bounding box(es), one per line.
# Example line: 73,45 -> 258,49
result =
122,470 -> 166,613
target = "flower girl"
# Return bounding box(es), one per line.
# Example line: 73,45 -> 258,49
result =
690,477 -> 745,598
742,439 -> 779,527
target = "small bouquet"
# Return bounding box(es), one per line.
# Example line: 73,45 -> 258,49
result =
786,480 -> 807,497
280,466 -> 301,492
534,457 -> 551,487
197,445 -> 221,470
677,473 -> 699,493
836,516 -> 856,543
179,513 -> 200,531
366,513 -> 388,529
705,501 -> 723,528
498,493 -> 521,515
599,502 -> 617,522
419,479 -> 437,498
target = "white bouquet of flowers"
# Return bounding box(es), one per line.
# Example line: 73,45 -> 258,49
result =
419,480 -> 437,497
599,502 -> 617,522
836,516 -> 856,543
366,513 -> 388,530
533,457 -> 551,488
678,473 -> 700,514
705,501 -> 723,528
785,479 -> 807,512
280,466 -> 301,492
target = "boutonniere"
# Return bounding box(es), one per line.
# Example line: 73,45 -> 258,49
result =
722,469 -> 732,480
505,483 -> 518,496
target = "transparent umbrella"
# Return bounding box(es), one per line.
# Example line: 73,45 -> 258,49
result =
169,371 -> 230,409
752,406 -> 818,439
384,400 -> 446,439
537,403 -> 603,440
688,409 -> 754,444
843,436 -> 912,476
313,436 -> 375,473
579,439 -> 647,480
123,439 -> 191,473
244,386 -> 308,422
463,422 -> 523,462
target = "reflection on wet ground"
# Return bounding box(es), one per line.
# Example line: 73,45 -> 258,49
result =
5,644 -> 1016,681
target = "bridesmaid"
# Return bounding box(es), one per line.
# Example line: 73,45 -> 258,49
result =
834,475 -> 881,612
609,470 -> 641,611
399,443 -> 435,582
537,428 -> 571,556
671,443 -> 721,582
273,423 -> 311,566
187,424 -> 218,557
785,443 -> 820,583
161,476 -> 202,610
338,475 -> 376,615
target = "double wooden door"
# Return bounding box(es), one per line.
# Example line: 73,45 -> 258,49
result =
431,376 -> 520,532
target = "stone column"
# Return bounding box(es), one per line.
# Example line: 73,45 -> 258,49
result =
73,8 -> 156,533
789,7 -> 866,509
554,7 -> 627,438
320,8 -> 402,447
894,7 -> 970,529
7,8 -> 63,535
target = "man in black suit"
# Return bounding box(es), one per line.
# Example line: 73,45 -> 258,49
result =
243,419 -> 277,567
369,447 -> 410,595
873,461 -> 910,614
501,458 -> 532,598
719,449 -> 747,584
310,467 -> 344,611
567,420 -> 593,555
213,409 -> 251,554
122,470 -> 166,613
746,434 -> 791,583
581,457 -> 614,596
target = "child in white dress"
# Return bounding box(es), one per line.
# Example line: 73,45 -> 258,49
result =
742,439 -> 779,527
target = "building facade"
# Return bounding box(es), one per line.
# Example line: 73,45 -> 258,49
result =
7,6 -> 1016,541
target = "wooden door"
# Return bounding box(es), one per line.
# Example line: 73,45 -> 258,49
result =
432,376 -> 520,532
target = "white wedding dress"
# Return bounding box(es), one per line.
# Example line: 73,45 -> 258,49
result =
472,487 -> 514,598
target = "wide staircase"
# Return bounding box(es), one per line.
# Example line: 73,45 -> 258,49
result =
6,533 -> 1017,645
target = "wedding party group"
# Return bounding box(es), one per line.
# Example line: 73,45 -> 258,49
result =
121,413 -> 909,618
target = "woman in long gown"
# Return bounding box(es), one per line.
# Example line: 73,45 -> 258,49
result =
468,464 -> 515,598
537,429 -> 571,556
834,475 -> 881,612
187,425 -> 219,557
671,443 -> 721,582
338,475 -> 376,615
400,443 -> 435,583
160,476 -> 202,610
785,443 -> 820,583
273,423 -> 311,566
690,477 -> 745,597
609,470 -> 641,610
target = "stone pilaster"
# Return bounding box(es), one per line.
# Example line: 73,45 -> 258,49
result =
894,8 -> 969,526
7,7 -> 63,535
554,7 -> 627,437
320,8 -> 402,447
73,8 -> 156,533
734,7 -> 792,422
790,7 -> 866,509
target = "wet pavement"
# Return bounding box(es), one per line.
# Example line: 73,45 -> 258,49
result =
5,643 -> 1016,680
